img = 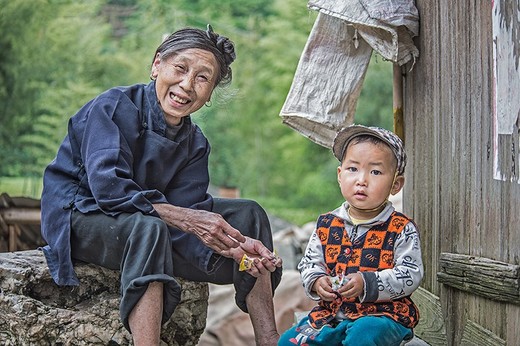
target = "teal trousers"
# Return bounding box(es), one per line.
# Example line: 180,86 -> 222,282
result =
278,315 -> 413,346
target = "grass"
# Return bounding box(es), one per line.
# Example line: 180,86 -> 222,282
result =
0,177 -> 43,199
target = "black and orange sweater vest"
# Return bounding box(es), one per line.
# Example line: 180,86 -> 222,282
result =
308,212 -> 419,329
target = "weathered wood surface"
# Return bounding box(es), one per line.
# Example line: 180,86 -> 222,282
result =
0,250 -> 209,345
411,287 -> 447,346
0,194 -> 43,252
403,1 -> 520,345
460,320 -> 506,346
437,252 -> 520,304
0,208 -> 41,224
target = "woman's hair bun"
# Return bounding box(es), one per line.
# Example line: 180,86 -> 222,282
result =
206,24 -> 236,66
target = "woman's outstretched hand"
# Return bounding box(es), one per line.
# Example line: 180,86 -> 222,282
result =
222,237 -> 282,277
153,203 -> 246,252
153,203 -> 281,277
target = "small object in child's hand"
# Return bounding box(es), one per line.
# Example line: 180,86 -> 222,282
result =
331,274 -> 349,291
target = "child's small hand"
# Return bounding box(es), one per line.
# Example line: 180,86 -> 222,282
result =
312,276 -> 337,302
337,273 -> 364,299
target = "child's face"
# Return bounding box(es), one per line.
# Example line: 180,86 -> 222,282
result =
337,140 -> 404,219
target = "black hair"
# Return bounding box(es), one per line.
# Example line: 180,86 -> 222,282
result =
152,25 -> 236,87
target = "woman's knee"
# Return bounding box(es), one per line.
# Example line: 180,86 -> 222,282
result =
213,198 -> 271,237
241,199 -> 268,220
239,200 -> 271,235
127,215 -> 170,248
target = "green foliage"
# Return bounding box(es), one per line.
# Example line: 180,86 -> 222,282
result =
20,82 -> 100,175
1,0 -> 394,224
0,177 -> 42,198
0,0 -> 132,176
356,54 -> 394,130
197,0 -> 348,224
0,0 -> 56,175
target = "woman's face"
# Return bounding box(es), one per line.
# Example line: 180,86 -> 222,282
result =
151,48 -> 219,126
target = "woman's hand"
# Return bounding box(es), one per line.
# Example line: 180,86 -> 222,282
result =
312,276 -> 336,301
337,273 -> 364,299
153,203 -> 246,252
222,237 -> 282,277
153,204 -> 281,277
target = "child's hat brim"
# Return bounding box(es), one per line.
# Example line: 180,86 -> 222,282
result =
333,124 -> 407,175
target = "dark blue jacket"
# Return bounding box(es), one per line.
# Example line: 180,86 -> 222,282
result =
41,81 -> 212,286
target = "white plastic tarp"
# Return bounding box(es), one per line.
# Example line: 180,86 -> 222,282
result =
280,0 -> 420,148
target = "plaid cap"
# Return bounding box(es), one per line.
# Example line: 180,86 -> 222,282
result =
333,124 -> 407,175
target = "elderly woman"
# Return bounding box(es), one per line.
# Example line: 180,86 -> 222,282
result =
40,26 -> 282,346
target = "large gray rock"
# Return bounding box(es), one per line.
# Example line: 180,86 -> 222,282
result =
0,250 -> 208,345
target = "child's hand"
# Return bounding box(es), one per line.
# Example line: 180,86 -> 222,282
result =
337,273 -> 364,299
312,276 -> 337,301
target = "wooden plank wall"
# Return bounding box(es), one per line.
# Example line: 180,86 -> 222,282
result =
402,1 -> 520,345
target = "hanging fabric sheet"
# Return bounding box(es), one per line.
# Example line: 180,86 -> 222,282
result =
280,0 -> 420,148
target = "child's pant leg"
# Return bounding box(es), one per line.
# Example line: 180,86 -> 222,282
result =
278,317 -> 346,346
279,315 -> 412,346
343,316 -> 413,346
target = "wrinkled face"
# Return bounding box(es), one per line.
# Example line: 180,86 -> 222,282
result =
337,141 -> 403,219
151,48 -> 219,126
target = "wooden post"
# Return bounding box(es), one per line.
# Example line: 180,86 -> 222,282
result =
393,63 -> 405,142
0,207 -> 41,252
8,225 -> 18,252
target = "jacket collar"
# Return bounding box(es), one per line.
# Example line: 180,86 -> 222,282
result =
331,201 -> 396,226
144,81 -> 193,141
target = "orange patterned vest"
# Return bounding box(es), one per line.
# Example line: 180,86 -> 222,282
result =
307,212 -> 419,329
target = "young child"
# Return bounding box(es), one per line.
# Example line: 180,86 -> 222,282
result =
279,125 -> 423,346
